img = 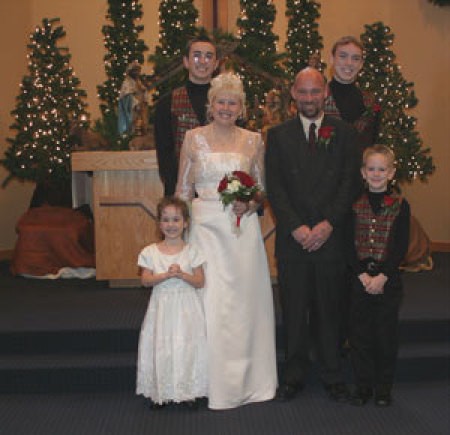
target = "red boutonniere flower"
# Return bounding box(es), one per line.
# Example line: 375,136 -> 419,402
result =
381,195 -> 400,215
317,125 -> 335,149
363,102 -> 382,119
384,195 -> 395,207
217,170 -> 263,232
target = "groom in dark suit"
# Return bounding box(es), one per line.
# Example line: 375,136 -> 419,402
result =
265,67 -> 360,402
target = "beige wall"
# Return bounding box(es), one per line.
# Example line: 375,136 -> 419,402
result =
0,0 -> 448,253
0,1 -> 34,253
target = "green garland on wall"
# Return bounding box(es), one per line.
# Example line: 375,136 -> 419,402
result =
428,0 -> 450,6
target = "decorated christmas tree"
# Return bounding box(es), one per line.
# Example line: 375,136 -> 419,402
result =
1,18 -> 88,188
235,0 -> 284,127
96,0 -> 148,148
150,0 -> 199,103
97,0 -> 148,115
285,0 -> 326,78
358,22 -> 434,184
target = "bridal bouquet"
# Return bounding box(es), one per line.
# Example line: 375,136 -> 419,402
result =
217,170 -> 262,230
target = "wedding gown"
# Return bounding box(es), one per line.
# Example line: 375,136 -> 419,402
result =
176,124 -> 278,410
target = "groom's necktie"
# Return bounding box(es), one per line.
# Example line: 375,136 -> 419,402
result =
308,122 -> 317,152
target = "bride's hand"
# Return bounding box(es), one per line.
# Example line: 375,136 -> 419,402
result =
232,200 -> 249,217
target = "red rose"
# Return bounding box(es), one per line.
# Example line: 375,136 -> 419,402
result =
384,195 -> 395,207
232,170 -> 255,188
318,125 -> 334,139
373,104 -> 381,113
218,176 -> 228,193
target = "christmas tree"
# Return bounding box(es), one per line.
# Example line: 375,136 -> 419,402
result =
97,0 -> 148,115
285,0 -> 326,78
96,0 -> 148,148
235,0 -> 284,127
358,22 -> 434,184
150,0 -> 199,103
1,18 -> 88,187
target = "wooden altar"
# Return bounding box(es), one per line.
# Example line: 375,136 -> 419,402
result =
71,150 -> 163,286
71,150 -> 277,286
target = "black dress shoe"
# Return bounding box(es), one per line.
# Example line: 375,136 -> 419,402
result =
374,394 -> 391,407
325,383 -> 350,403
350,386 -> 373,406
149,400 -> 165,410
183,399 -> 199,410
375,384 -> 392,406
276,383 -> 304,401
374,385 -> 392,407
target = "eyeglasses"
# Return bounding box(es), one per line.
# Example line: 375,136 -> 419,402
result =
192,52 -> 215,64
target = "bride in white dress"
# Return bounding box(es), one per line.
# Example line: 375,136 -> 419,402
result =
176,73 -> 277,410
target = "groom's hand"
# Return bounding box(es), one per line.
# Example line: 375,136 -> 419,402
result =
303,220 -> 333,252
292,225 -> 311,247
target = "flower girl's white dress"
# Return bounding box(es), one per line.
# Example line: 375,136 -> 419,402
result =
136,243 -> 207,404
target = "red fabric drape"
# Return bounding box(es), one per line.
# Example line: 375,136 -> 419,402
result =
11,205 -> 95,276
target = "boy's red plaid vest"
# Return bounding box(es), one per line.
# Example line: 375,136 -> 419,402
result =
353,193 -> 402,262
171,87 -> 201,157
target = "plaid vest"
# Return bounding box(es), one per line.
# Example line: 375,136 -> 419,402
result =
324,84 -> 376,134
171,86 -> 200,157
353,193 -> 402,262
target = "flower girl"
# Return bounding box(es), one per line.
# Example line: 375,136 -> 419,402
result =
136,197 -> 207,408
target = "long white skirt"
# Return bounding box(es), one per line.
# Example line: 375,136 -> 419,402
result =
136,286 -> 208,404
190,199 -> 278,410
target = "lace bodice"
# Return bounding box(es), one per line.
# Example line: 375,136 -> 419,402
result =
176,124 -> 265,201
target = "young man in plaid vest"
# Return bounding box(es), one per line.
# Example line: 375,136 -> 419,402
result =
325,36 -> 380,150
347,145 -> 410,407
155,36 -> 219,196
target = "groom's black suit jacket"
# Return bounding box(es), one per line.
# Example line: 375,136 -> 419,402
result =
265,114 -> 360,263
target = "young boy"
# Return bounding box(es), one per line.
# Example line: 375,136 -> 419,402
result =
348,145 -> 410,407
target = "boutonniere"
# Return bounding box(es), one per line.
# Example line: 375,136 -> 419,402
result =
381,194 -> 400,215
363,103 -> 382,118
317,125 -> 335,149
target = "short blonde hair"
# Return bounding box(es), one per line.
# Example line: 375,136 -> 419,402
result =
207,72 -> 246,121
362,144 -> 396,168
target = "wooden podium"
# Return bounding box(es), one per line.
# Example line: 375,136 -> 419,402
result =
71,151 -> 163,286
